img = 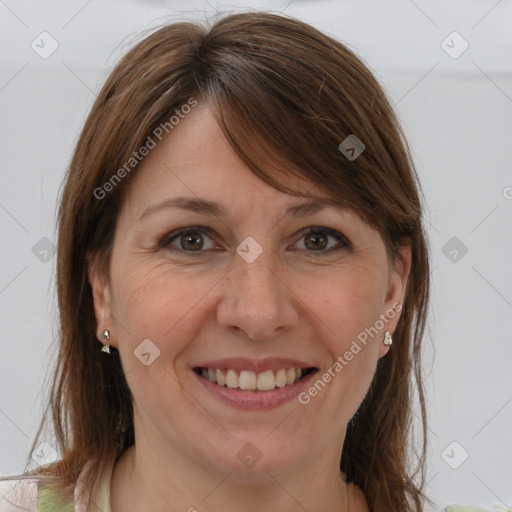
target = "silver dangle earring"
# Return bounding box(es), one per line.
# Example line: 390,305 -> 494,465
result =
383,331 -> 393,346
101,329 -> 111,354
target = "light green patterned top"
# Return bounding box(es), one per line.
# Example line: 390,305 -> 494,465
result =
37,460 -> 113,512
37,484 -> 74,512
445,508 -> 512,512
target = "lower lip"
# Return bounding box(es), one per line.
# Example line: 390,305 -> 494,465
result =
194,370 -> 318,411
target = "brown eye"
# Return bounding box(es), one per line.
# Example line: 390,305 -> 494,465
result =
179,232 -> 204,251
304,231 -> 328,251
160,227 -> 216,254
159,226 -> 350,257
294,228 -> 349,255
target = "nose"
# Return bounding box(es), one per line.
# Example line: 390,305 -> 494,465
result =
216,247 -> 299,340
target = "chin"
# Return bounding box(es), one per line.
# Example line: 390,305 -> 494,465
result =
198,435 -> 310,481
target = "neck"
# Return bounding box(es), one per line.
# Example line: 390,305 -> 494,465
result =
110,432 -> 353,512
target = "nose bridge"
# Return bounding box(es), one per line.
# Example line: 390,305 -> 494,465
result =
216,237 -> 298,339
234,242 -> 282,306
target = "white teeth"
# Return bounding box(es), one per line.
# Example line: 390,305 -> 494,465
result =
216,368 -> 225,386
239,370 -> 257,390
257,370 -> 275,391
200,367 -> 309,391
225,369 -> 239,388
286,368 -> 296,385
275,368 -> 287,387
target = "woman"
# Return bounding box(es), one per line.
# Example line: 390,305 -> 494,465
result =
0,11 -> 433,512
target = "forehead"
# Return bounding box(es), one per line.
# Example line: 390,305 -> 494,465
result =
121,101 -> 341,217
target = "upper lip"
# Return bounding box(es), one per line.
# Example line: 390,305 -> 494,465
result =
192,357 -> 317,373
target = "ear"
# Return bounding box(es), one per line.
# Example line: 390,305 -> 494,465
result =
87,255 -> 117,349
378,243 -> 412,357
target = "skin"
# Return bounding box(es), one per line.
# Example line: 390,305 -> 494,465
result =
89,100 -> 411,512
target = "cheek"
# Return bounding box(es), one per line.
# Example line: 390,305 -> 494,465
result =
300,265 -> 385,405
109,263 -> 214,417
110,260 -> 215,360
309,264 -> 386,349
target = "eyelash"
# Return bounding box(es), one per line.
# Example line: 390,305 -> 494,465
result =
158,225 -> 351,256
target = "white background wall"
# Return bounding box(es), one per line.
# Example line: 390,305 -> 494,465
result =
1,0 -> 511,510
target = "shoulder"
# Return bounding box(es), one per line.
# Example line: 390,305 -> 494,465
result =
0,478 -> 39,512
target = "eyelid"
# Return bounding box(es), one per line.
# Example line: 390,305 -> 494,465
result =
158,225 -> 351,255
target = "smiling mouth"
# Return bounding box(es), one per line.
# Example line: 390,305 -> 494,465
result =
193,367 -> 317,391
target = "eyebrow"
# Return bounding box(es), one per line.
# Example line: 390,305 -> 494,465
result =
137,196 -> 341,222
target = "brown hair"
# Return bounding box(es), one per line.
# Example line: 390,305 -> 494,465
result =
9,10 -> 432,511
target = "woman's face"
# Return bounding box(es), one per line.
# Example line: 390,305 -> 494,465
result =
89,101 -> 410,482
